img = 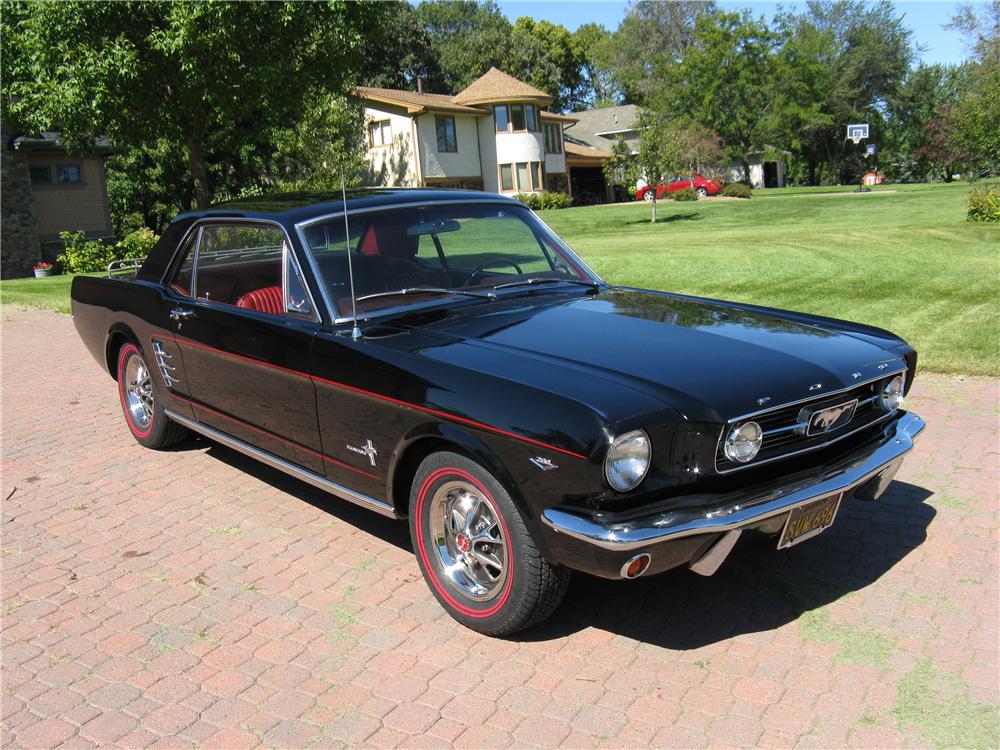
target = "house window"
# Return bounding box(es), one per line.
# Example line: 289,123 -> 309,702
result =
29,165 -> 52,184
495,105 -> 509,132
494,103 -> 539,132
544,123 -> 562,154
499,161 -> 544,192
57,164 -> 82,184
525,105 -> 538,132
368,120 -> 392,147
435,116 -> 457,152
500,164 -> 514,191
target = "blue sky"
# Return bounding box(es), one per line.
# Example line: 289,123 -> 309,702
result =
493,1 -> 973,67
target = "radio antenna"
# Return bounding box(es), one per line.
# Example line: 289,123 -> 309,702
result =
341,170 -> 361,340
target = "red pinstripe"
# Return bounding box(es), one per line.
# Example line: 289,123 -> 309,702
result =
155,334 -> 588,462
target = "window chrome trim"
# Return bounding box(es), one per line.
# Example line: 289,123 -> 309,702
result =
167,216 -> 321,324
293,198 -> 606,324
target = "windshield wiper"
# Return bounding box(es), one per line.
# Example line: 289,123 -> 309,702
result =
491,277 -> 600,292
355,287 -> 495,303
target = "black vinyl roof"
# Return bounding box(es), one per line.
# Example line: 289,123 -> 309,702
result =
175,188 -> 521,226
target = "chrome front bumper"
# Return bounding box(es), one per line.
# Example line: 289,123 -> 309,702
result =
542,412 -> 925,574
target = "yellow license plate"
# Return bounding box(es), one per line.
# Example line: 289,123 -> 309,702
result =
777,494 -> 843,549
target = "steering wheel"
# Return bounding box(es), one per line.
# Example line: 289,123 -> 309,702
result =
465,257 -> 524,286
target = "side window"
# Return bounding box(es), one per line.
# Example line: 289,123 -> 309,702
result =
285,250 -> 315,318
169,232 -> 198,297
194,224 -> 285,312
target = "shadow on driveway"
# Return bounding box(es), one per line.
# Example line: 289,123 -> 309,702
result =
181,437 -> 934,650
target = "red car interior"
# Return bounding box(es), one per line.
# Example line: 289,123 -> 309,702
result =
235,286 -> 284,315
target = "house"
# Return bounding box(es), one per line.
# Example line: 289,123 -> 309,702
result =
564,105 -> 642,203
355,68 -> 576,196
565,104 -> 788,201
1,120 -> 114,278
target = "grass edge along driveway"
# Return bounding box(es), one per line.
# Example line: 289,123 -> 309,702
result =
2,182 -> 997,375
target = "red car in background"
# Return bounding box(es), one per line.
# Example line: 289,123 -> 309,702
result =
636,174 -> 723,200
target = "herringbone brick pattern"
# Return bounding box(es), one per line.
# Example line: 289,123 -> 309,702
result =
2,308 -> 997,748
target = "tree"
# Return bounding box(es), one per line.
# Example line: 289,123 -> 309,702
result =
775,1 -> 915,184
673,119 -> 725,182
573,23 -> 621,108
947,2 -> 1000,175
356,1 -> 441,90
887,64 -> 964,181
604,114 -> 682,222
605,0 -> 715,104
656,11 -> 785,184
2,1 -> 383,208
513,18 -> 588,111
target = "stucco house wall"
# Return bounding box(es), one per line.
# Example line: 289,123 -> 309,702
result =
363,105 -> 419,187
417,113 -> 482,181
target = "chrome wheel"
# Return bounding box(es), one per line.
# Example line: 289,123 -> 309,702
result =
428,480 -> 509,602
124,353 -> 153,429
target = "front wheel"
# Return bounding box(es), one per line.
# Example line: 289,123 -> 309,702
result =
641,189 -> 654,201
117,343 -> 188,449
696,187 -> 708,197
409,451 -> 570,635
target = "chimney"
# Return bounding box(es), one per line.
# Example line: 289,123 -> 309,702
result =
417,77 -> 424,95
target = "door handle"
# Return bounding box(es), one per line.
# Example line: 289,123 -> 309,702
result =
169,307 -> 195,321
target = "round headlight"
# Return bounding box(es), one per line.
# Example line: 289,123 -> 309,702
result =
605,430 -> 651,492
880,375 -> 905,411
724,421 -> 762,463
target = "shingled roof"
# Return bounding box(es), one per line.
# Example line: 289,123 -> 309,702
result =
353,87 -> 488,115
564,105 -> 643,152
452,68 -> 553,106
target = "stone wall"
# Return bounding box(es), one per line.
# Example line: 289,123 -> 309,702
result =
1,121 -> 42,279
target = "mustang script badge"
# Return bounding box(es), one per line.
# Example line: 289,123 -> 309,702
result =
346,439 -> 378,466
799,399 -> 859,436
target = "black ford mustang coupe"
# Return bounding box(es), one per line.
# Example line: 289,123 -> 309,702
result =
72,189 -> 925,635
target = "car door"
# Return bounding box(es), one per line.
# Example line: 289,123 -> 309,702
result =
165,220 -> 326,475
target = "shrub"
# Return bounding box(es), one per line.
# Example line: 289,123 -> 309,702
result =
56,228 -> 161,273
539,191 -> 572,210
722,183 -> 753,199
117,227 -> 159,259
672,187 -> 698,201
57,231 -> 116,273
513,192 -> 571,210
966,186 -> 999,222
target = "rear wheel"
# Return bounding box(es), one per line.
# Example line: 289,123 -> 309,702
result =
116,343 -> 188,449
409,451 -> 570,635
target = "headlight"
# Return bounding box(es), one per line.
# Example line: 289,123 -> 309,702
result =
880,375 -> 905,411
605,430 -> 651,492
724,421 -> 762,463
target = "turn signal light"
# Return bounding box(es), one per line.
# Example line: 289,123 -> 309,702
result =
620,553 -> 652,579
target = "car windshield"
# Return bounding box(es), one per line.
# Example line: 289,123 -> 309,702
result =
298,202 -> 599,317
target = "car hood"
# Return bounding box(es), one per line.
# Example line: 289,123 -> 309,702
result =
413,288 -> 907,423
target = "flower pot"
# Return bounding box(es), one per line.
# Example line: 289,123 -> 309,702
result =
34,269 -> 52,278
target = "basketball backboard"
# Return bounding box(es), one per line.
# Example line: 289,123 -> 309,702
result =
847,123 -> 869,143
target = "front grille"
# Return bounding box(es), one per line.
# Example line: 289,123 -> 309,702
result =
715,373 -> 902,473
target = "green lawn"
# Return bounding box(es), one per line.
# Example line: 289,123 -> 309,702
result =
0,272 -> 84,315
544,181 -> 999,376
2,182 -> 997,375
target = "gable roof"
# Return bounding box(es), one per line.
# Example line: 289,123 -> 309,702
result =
452,67 -> 553,106
353,87 -> 488,116
564,104 -> 644,151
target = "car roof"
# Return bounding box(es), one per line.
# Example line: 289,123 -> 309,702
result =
174,188 -> 523,226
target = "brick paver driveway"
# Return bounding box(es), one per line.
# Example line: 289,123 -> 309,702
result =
2,307 -> 998,749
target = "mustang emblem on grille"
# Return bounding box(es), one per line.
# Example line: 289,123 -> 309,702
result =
799,399 -> 859,436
